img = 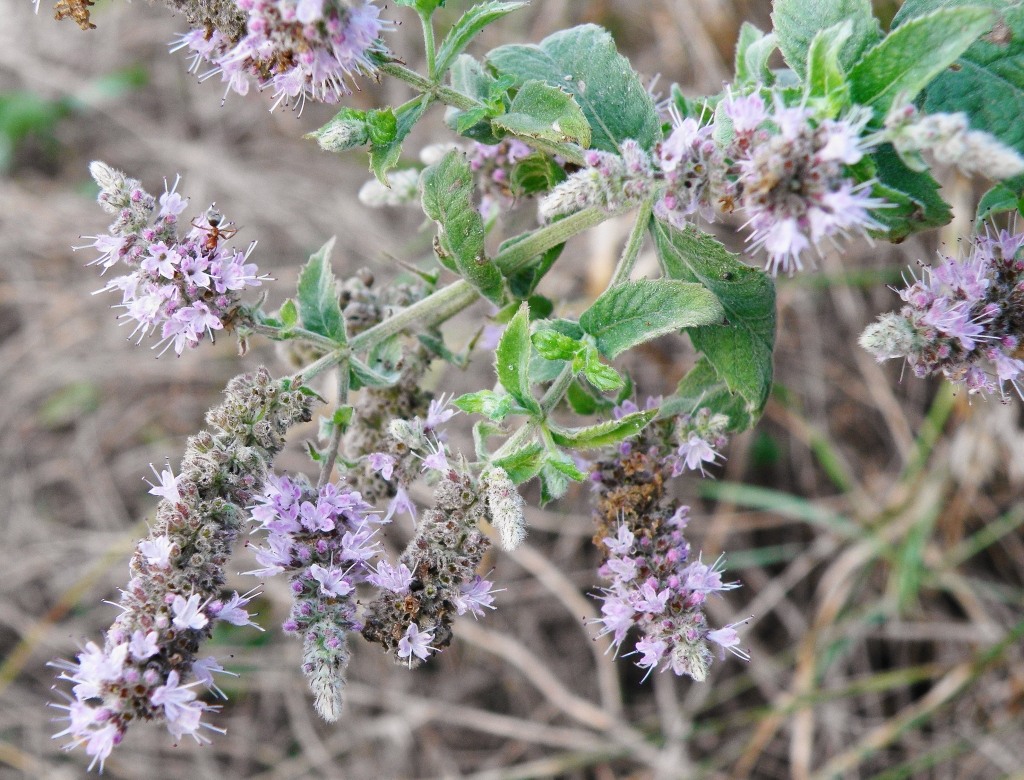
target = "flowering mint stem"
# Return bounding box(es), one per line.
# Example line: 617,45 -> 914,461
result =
246,321 -> 345,352
297,208 -> 610,385
608,196 -> 655,288
488,421 -> 538,464
378,61 -> 481,112
317,362 -> 351,487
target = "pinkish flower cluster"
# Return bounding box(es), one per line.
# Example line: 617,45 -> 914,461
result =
50,369 -> 312,771
82,162 -> 265,355
174,0 -> 393,111
613,399 -> 729,478
723,94 -> 885,275
248,473 -> 387,720
595,507 -> 747,681
467,138 -> 534,217
653,109 -> 721,226
540,90 -> 888,275
860,229 -> 1024,398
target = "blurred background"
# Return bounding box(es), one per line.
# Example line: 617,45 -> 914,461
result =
2,0 -> 1023,777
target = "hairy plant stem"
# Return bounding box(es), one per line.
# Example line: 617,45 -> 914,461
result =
608,196 -> 655,288
293,207 -> 615,385
246,321 -> 342,352
378,61 -> 480,112
489,421 -> 537,464
540,362 -> 575,414
419,11 -> 437,81
317,362 -> 351,487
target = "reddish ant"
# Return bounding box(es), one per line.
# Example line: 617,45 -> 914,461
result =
191,203 -> 238,251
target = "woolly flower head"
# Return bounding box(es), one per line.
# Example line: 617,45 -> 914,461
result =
860,227 -> 1024,398
726,96 -> 887,275
175,1 -> 394,111
80,162 -> 266,355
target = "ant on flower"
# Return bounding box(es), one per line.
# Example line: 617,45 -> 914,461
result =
192,203 -> 238,251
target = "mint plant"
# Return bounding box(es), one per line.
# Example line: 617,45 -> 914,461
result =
33,0 -> 1024,772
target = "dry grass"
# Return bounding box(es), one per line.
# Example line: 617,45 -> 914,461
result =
1,1 -> 1023,777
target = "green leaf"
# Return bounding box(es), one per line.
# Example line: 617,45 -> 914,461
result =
350,357 -> 400,389
805,21 -> 853,112
304,107 -> 369,153
278,299 -> 298,329
771,0 -> 882,79
421,150 -> 505,305
370,96 -> 429,183
296,238 -> 346,344
869,144 -> 952,240
538,449 -> 587,502
435,1 -> 527,76
549,409 -> 656,449
920,5 -> 1024,165
847,7 -> 994,115
651,221 -> 776,423
491,80 -> 592,146
454,389 -> 515,421
734,22 -> 778,87
494,441 -> 546,483
581,347 -> 625,392
495,301 -> 540,413
486,24 -> 660,152
504,240 -> 564,298
531,328 -> 580,361
566,380 -> 602,415
579,279 -> 725,360
509,152 -> 567,197
661,356 -> 753,431
977,183 -> 1020,220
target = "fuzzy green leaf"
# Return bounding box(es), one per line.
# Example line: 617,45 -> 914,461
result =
494,442 -> 546,484
531,328 -> 580,361
735,22 -> 778,87
454,389 -> 515,422
805,21 -> 853,112
435,1 -> 527,76
847,6 -> 994,115
491,80 -> 591,146
651,221 -> 775,424
296,238 -> 346,344
661,356 -> 753,432
771,0 -> 881,79
421,150 -> 505,304
977,183 -> 1020,220
549,409 -> 657,450
495,301 -> 540,414
869,144 -> 952,241
486,24 -> 660,152
579,279 -> 724,360
370,96 -> 429,183
918,4 -> 1024,167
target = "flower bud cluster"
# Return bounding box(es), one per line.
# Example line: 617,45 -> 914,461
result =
614,398 -> 728,478
860,228 -> 1024,397
481,467 -> 527,551
590,443 -> 746,681
173,0 -> 393,111
723,95 -> 884,275
83,162 -> 265,355
883,103 -> 1024,181
51,368 -> 312,771
540,90 -> 887,275
361,466 -> 496,665
247,473 -> 386,720
539,139 -> 654,222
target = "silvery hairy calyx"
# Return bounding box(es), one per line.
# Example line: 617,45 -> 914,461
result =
32,0 -> 1024,772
